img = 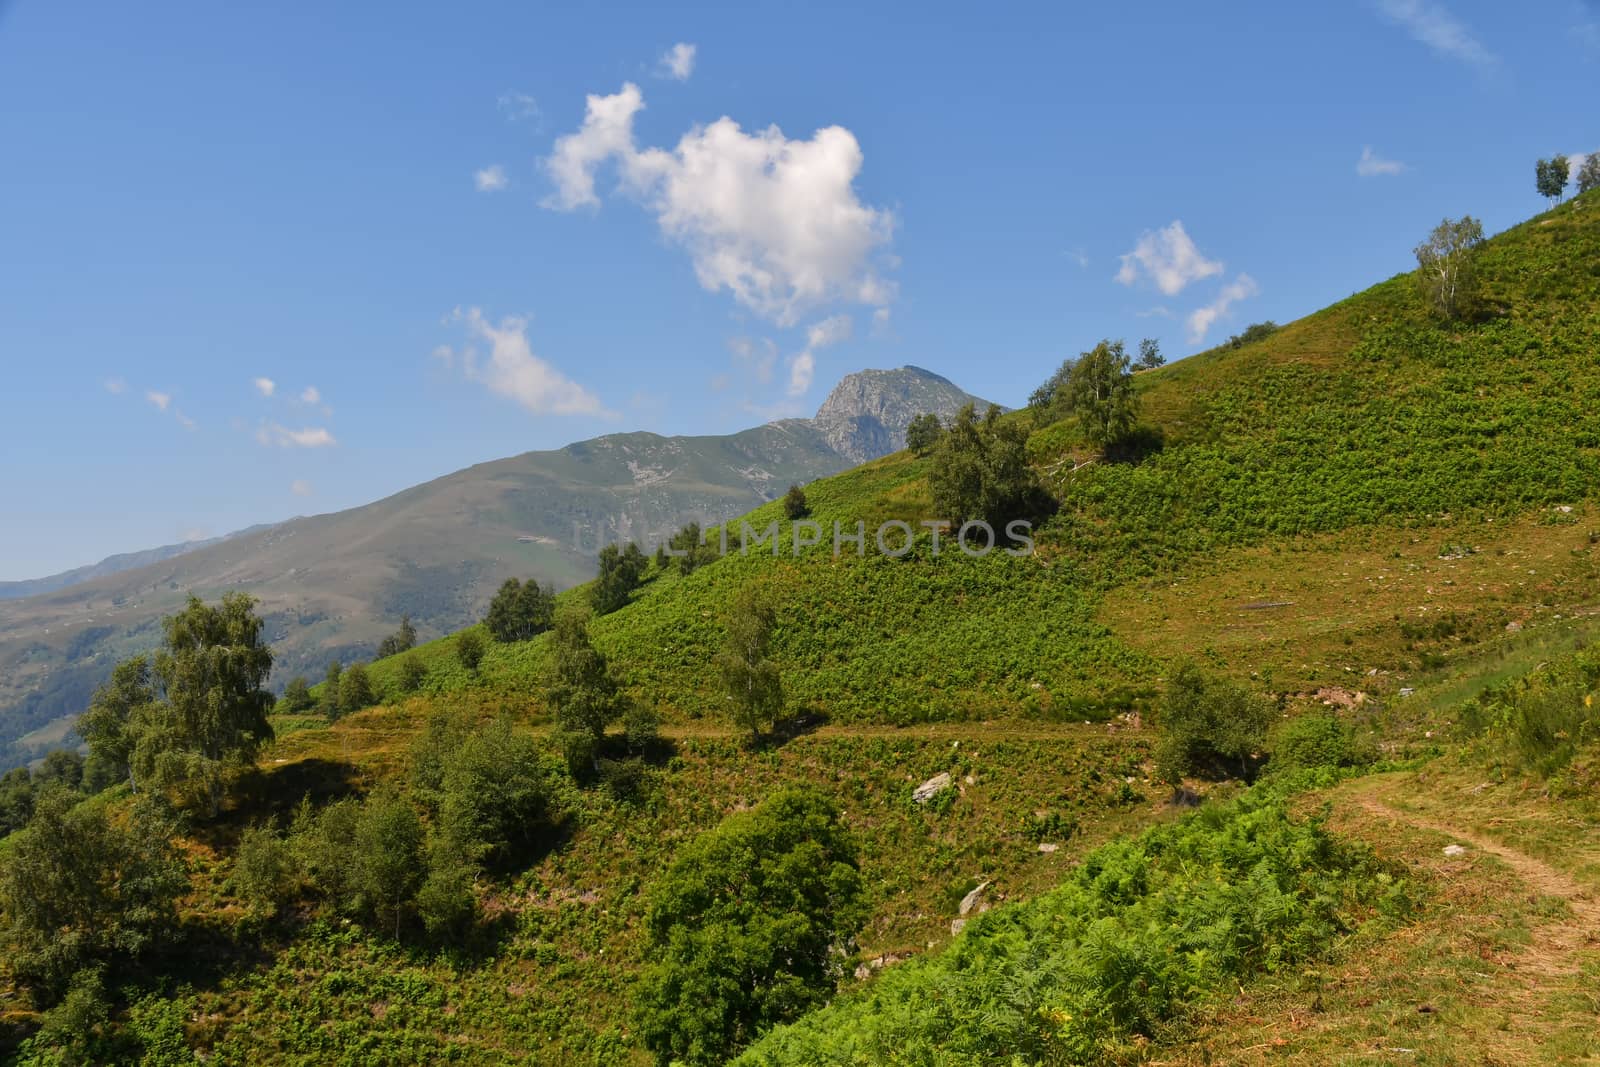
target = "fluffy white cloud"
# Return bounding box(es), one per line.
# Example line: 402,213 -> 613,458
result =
1186,274 -> 1260,343
145,390 -> 171,412
660,42 -> 697,81
1357,146 -> 1407,177
1376,0 -> 1498,69
252,376 -> 276,397
257,423 -> 337,448
543,82 -> 895,325
475,165 -> 510,192
442,307 -> 607,416
787,314 -> 853,397
290,479 -> 313,497
1115,221 -> 1223,296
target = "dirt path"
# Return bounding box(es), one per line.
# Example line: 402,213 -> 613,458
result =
1348,781 -> 1600,983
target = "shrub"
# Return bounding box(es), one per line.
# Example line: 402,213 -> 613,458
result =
230,823 -> 300,917
593,543 -> 648,616
1268,712 -> 1375,776
636,788 -> 867,1066
623,703 -> 661,754
396,653 -> 428,694
278,676 -> 315,713
376,614 -> 417,659
1154,664 -> 1274,783
929,403 -> 1045,528
338,662 -> 376,715
905,412 -> 943,455
455,630 -> 485,672
437,717 -> 561,870
782,484 -> 808,519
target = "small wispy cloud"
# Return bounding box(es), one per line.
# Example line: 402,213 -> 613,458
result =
252,376 -> 276,397
788,314 -> 853,397
257,423 -> 337,448
1116,221 -> 1223,296
439,306 -> 609,416
1375,0 -> 1499,70
1356,145 -> 1408,177
1187,274 -> 1259,343
290,479 -> 313,497
497,91 -> 540,122
145,390 -> 171,412
475,165 -> 509,192
103,377 -> 127,394
300,385 -> 321,405
659,42 -> 697,81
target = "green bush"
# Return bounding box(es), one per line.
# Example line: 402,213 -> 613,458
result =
437,717 -> 562,870
1154,664 -> 1274,783
1268,712 -> 1375,776
637,788 -> 868,1066
230,823 -> 300,917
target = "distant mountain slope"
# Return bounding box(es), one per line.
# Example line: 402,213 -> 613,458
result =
0,526 -> 271,601
0,367 -> 994,766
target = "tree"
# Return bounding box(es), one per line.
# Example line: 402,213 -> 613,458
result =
1136,337 -> 1164,370
1578,153 -> 1600,195
929,403 -> 1042,528
592,542 -> 647,615
782,484 -> 808,520
905,412 -> 944,455
35,750 -> 84,793
1536,155 -> 1570,204
436,717 -> 560,870
397,653 -> 428,694
456,630 -> 485,673
1065,339 -> 1140,449
636,788 -> 867,1065
77,656 -> 156,793
376,615 -> 417,660
355,791 -> 425,939
278,676 -> 315,714
547,609 -> 626,774
715,586 -> 783,746
319,661 -> 343,718
485,578 -> 555,642
230,823 -> 300,918
0,789 -> 187,1002
668,522 -> 717,575
1414,215 -> 1485,321
338,662 -> 376,715
1153,664 -> 1275,784
0,767 -> 35,836
133,593 -> 275,817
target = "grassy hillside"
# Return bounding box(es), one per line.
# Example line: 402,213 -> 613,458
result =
5,193 -> 1600,1064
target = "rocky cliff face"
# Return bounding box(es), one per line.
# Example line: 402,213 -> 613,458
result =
809,366 -> 1000,463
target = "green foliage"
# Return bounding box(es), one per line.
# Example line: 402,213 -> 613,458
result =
1063,339 -> 1141,448
1268,713 -> 1376,776
715,585 -> 784,745
338,662 -> 377,716
547,608 -> 626,773
485,577 -> 556,642
1222,320 -> 1279,350
622,702 -> 661,754
1579,154 -> 1600,195
668,522 -> 719,575
737,789 -> 1398,1065
928,402 -> 1043,527
1458,646 -> 1600,780
376,614 -> 418,660
637,788 -> 867,1066
1414,215 -> 1484,321
0,766 -> 35,836
396,653 -> 428,694
782,484 -> 809,520
230,823 -> 301,918
593,542 -> 648,616
278,675 -> 315,714
905,412 -> 944,455
77,656 -> 155,795
415,844 -> 477,942
319,661 -> 343,718
436,716 -> 561,871
22,966 -> 112,1064
1536,154 -> 1570,203
356,791 -> 426,939
1154,664 -> 1274,783
0,789 -> 187,1003
455,629 -> 485,673
1136,336 -> 1164,369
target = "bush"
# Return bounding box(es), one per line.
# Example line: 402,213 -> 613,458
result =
376,615 -> 417,659
929,403 -> 1045,528
636,788 -> 867,1066
905,412 -> 944,455
485,578 -> 555,643
782,484 -> 808,520
455,630 -> 485,672
1268,713 -> 1375,776
437,717 -> 561,870
396,653 -> 428,694
338,662 -> 376,715
1459,649 -> 1600,779
592,543 -> 647,616
416,845 -> 477,942
623,703 -> 661,754
1154,664 -> 1275,783
230,823 -> 300,917
278,676 -> 315,713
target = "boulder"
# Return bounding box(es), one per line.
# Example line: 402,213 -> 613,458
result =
913,772 -> 953,804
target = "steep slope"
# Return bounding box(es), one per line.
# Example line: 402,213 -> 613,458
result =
0,526 -> 271,601
0,367 -> 993,766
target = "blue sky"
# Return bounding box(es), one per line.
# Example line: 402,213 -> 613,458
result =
2,0 -> 1596,580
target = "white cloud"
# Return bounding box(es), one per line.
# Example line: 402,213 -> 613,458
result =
1115,221 -> 1223,296
300,385 -> 321,405
787,313 -> 853,397
290,479 -> 313,497
475,165 -> 510,192
252,376 -> 276,397
659,42 -> 697,81
442,306 -> 608,416
174,412 -> 197,430
497,92 -> 540,122
257,423 -> 338,448
103,377 -> 127,394
1186,274 -> 1260,343
145,390 -> 171,412
1376,0 -> 1498,69
543,82 -> 895,325
1357,146 -> 1407,177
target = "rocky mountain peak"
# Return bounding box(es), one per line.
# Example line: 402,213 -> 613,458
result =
809,366 -> 999,463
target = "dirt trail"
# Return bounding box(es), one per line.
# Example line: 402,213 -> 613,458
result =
1349,782 -> 1600,982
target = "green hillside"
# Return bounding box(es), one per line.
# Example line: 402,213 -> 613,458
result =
5,192 -> 1600,1065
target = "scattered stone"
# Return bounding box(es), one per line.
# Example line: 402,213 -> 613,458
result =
1443,844 -> 1467,857
950,918 -> 966,935
959,881 -> 990,916
1037,842 -> 1059,854
1506,620 -> 1524,633
1398,687 -> 1415,697
913,772 -> 953,804
964,775 -> 975,785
